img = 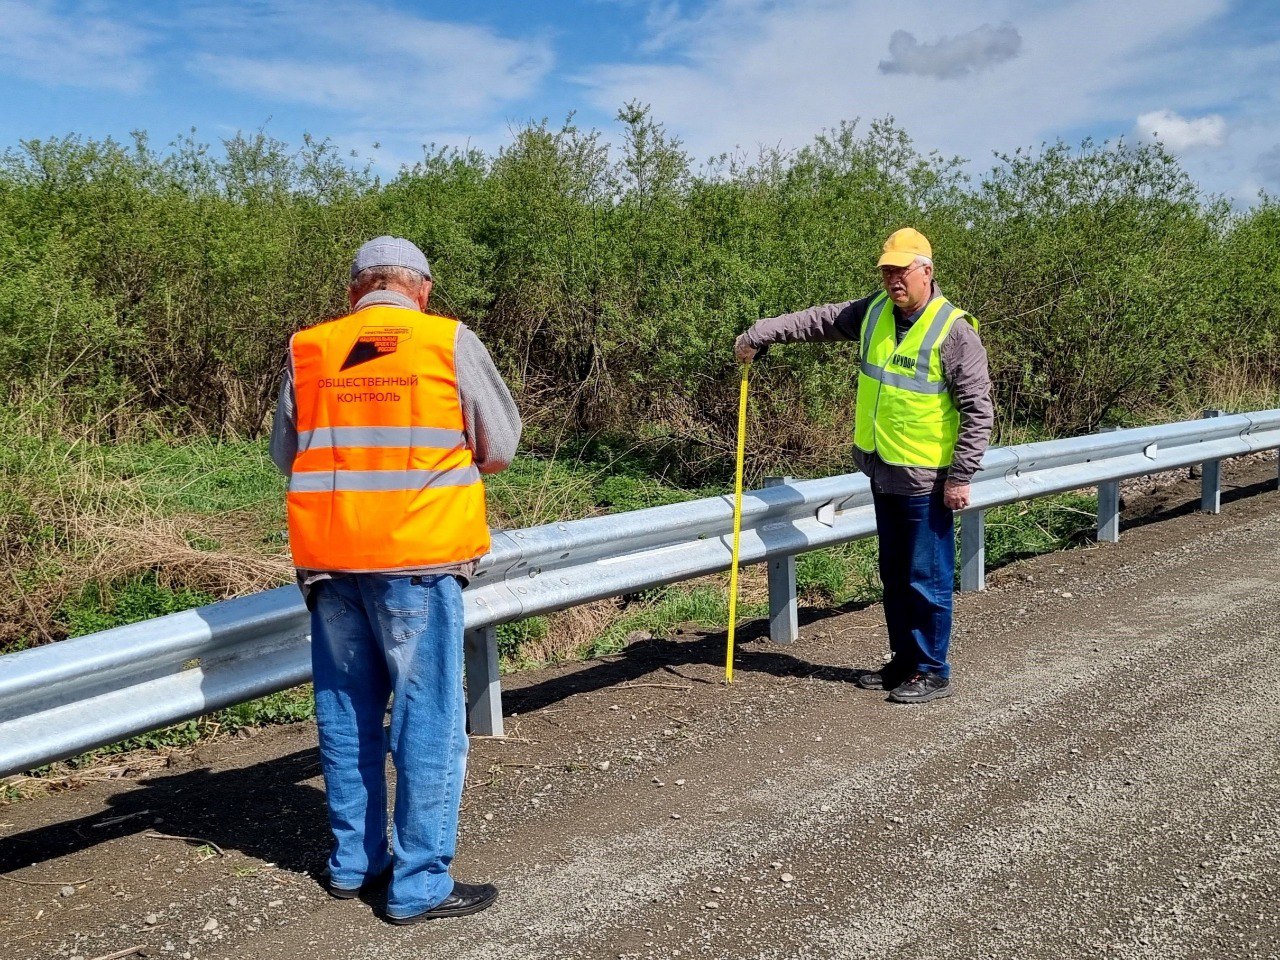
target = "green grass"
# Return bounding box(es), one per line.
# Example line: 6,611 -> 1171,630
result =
0,427 -> 293,654
583,585 -> 769,660
796,540 -> 883,606
984,491 -> 1098,570
496,616 -> 551,661
485,438 -> 723,529
0,430 -> 285,516
57,575 -> 217,637
88,439 -> 285,516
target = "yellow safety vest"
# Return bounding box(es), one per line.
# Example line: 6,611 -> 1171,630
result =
853,292 -> 977,469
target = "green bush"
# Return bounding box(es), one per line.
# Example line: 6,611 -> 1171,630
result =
2,110 -> 1270,472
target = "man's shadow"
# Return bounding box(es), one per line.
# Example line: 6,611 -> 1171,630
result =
503,601 -> 876,715
0,747 -> 331,876
1118,473 -> 1278,530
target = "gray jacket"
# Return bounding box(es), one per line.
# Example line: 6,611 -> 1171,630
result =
271,289 -> 522,586
743,284 -> 993,495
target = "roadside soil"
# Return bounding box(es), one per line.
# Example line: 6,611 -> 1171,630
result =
2,456 -> 1279,960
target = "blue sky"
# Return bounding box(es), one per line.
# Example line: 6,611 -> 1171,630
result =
2,0 -> 1277,203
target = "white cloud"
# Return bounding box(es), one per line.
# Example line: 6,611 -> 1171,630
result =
635,1 -> 689,55
0,0 -> 151,93
577,0 -> 1240,185
197,58 -> 371,112
878,23 -> 1022,80
1133,109 -> 1227,151
190,1 -> 553,124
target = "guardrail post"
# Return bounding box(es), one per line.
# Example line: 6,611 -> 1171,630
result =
765,476 -> 798,644
959,508 -> 985,592
1201,409 -> 1224,514
464,627 -> 503,737
1097,426 -> 1122,543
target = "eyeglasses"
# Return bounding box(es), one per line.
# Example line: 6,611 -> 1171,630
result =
879,263 -> 927,281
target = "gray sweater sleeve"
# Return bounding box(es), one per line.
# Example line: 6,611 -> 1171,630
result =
456,326 -> 522,474
269,362 -> 297,477
940,319 -> 994,485
744,297 -> 872,350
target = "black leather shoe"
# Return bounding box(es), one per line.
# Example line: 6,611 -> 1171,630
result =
888,672 -> 952,704
854,661 -> 910,691
386,881 -> 499,924
325,865 -> 392,900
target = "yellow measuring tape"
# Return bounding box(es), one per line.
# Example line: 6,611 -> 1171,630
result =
724,362 -> 750,684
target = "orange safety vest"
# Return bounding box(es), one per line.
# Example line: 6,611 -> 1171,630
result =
286,303 -> 490,572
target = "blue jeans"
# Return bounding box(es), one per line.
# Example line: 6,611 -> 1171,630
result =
309,573 -> 468,918
872,489 -> 954,679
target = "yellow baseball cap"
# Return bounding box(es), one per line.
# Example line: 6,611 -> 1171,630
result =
878,228 -> 932,268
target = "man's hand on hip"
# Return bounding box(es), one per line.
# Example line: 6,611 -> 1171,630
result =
734,333 -> 758,364
943,481 -> 971,511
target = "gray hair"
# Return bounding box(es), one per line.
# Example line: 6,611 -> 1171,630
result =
913,255 -> 934,269
349,264 -> 428,298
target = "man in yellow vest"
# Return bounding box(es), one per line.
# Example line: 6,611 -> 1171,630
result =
734,228 -> 992,703
270,236 -> 521,922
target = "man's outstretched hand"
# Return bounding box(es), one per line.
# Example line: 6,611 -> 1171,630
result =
734,333 -> 758,364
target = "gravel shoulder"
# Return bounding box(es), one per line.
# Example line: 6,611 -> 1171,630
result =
2,457 -> 1279,960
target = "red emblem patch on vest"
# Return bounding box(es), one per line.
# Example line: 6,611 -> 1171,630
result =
341,326 -> 413,371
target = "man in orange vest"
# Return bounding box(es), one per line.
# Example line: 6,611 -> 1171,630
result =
270,236 -> 521,923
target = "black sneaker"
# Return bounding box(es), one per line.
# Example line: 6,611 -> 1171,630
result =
854,661 -> 910,691
888,672 -> 952,704
385,881 -> 499,924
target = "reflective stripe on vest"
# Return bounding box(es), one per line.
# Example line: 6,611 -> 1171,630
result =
296,425 -> 467,453
288,465 -> 481,493
286,304 -> 490,572
853,292 -> 973,468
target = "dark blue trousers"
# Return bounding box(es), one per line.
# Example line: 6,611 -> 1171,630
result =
872,489 -> 954,679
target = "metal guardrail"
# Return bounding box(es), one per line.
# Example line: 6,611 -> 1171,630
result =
2,409 -> 1279,777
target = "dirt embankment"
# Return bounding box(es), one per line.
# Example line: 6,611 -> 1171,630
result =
2,456 -> 1278,960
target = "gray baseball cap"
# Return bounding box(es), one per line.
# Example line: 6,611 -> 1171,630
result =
350,236 -> 432,280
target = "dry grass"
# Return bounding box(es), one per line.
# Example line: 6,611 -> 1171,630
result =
3,503 -> 289,647
519,599 -> 628,664
1,428 -> 290,648
0,753 -> 176,805
66,511 -> 291,599
504,565 -> 773,668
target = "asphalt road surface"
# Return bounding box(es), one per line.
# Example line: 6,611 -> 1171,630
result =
2,458 -> 1278,960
